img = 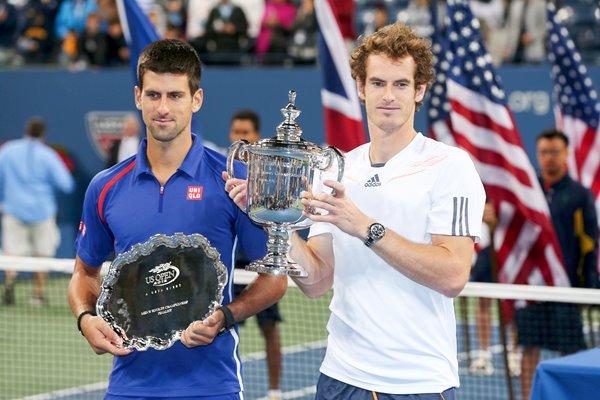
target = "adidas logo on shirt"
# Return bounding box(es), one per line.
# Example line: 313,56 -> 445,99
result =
364,174 -> 382,187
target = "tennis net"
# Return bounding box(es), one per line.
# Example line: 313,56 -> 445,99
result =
0,256 -> 599,400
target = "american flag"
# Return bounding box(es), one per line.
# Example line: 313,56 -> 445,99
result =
547,3 -> 600,256
315,0 -> 366,152
427,0 -> 569,286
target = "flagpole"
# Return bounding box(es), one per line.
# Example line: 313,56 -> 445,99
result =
489,222 -> 515,400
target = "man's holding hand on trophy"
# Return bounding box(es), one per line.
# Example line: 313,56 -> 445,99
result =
225,23 -> 486,400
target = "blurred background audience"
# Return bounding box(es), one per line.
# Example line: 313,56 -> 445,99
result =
0,0 -> 599,68
287,0 -> 316,64
503,0 -> 547,64
202,0 -> 250,65
256,0 -> 296,64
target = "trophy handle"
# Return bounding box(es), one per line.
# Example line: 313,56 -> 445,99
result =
296,146 -> 345,223
320,146 -> 345,182
226,140 -> 249,179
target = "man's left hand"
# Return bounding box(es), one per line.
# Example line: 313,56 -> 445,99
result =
301,180 -> 372,240
180,310 -> 225,347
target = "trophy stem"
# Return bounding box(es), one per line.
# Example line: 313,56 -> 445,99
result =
246,224 -> 308,277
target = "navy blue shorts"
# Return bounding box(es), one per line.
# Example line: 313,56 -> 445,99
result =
315,374 -> 456,400
515,302 -> 586,353
234,283 -> 282,327
470,246 -> 494,283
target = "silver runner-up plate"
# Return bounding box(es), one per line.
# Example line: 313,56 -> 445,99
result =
96,233 -> 228,351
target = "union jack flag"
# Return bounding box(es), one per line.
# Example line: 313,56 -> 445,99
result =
315,0 -> 366,152
427,0 -> 569,286
547,3 -> 600,266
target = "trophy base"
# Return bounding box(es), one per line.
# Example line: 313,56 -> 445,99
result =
246,259 -> 308,277
243,223 -> 309,277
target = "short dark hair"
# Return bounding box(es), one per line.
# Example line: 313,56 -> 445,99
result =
25,117 -> 47,139
536,128 -> 569,147
137,39 -> 202,95
231,109 -> 260,132
374,2 -> 388,12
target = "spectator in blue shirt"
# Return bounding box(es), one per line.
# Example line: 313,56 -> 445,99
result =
0,116 -> 75,306
53,0 -> 97,65
54,0 -> 97,41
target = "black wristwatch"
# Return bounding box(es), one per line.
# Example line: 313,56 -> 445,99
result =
364,222 -> 386,247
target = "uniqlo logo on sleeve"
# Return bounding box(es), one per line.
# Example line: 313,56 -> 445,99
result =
187,186 -> 203,200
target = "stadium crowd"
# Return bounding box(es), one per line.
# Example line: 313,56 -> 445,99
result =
0,0 -> 599,69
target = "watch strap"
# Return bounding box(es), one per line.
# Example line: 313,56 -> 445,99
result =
218,304 -> 235,332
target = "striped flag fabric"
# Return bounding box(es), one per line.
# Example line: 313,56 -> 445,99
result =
115,0 -> 160,85
314,0 -> 366,152
547,3 -> 600,246
427,0 -> 569,286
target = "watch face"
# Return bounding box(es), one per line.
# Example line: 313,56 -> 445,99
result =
370,223 -> 385,239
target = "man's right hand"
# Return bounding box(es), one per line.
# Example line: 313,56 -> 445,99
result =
80,314 -> 133,356
222,171 -> 247,212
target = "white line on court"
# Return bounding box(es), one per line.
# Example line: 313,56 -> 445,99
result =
17,381 -> 107,400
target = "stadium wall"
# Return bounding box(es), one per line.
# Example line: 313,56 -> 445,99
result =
1,65 -> 598,258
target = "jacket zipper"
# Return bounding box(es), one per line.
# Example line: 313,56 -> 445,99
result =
159,185 -> 164,212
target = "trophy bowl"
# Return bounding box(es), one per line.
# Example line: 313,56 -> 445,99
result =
227,90 -> 344,277
96,233 -> 228,351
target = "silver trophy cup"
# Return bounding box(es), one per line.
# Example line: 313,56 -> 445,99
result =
227,90 -> 344,276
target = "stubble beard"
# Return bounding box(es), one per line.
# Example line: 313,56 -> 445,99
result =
148,123 -> 184,144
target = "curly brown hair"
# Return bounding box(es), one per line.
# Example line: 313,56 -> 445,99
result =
350,23 -> 435,109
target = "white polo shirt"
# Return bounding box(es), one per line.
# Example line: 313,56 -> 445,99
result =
309,133 -> 486,394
